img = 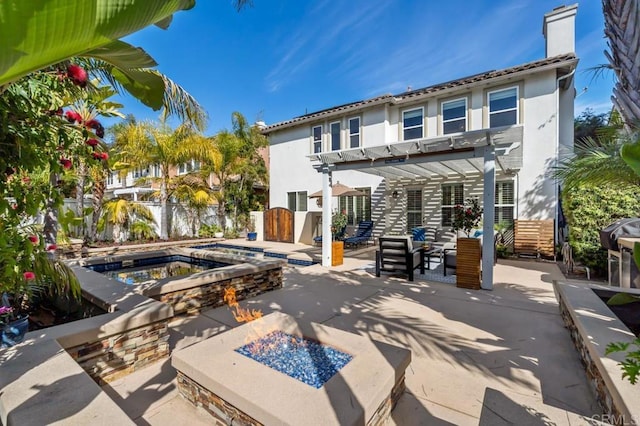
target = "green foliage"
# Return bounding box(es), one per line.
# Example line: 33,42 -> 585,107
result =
198,223 -> 221,237
607,292 -> 640,306
606,338 -> 640,385
331,210 -> 348,239
562,185 -> 640,275
0,69 -> 98,303
129,221 -> 158,241
0,0 -> 195,86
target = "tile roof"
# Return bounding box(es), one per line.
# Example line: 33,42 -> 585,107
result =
262,53 -> 577,133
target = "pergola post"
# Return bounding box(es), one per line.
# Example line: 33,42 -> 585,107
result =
321,166 -> 332,267
482,142 -> 496,290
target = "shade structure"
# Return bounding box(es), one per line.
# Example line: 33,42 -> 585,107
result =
308,182 -> 366,198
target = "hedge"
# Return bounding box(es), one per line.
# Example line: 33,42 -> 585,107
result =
562,185 -> 640,276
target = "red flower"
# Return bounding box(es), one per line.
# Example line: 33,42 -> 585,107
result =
28,235 -> 39,244
67,64 -> 88,87
22,177 -> 31,184
92,152 -> 109,161
60,158 -> 72,169
23,271 -> 36,281
46,244 -> 58,251
85,119 -> 105,138
85,138 -> 99,147
65,110 -> 82,123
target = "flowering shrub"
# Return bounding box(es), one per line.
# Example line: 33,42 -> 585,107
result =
0,306 -> 13,324
452,198 -> 483,237
331,210 -> 348,240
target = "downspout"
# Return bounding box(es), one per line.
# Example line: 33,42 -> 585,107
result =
555,68 -> 576,247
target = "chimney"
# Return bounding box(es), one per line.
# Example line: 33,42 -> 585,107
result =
542,4 -> 578,57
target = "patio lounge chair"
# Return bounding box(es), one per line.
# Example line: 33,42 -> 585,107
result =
313,226 -> 346,246
343,220 -> 374,248
375,236 -> 425,281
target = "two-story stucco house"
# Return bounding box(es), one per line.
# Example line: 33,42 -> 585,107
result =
263,5 -> 578,286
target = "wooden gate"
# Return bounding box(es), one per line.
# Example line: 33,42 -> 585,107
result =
263,208 -> 294,243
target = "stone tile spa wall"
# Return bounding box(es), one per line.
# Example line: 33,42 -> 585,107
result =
66,319 -> 170,385
155,267 -> 283,316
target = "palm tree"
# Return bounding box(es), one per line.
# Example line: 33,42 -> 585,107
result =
603,0 -> 640,127
554,135 -> 640,191
200,131 -> 245,231
171,174 -> 216,236
228,112 -> 269,224
98,198 -> 156,242
113,121 -> 208,239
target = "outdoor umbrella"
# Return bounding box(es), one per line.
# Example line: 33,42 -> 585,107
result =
308,182 -> 366,198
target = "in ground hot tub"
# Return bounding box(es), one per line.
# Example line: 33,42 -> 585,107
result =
74,247 -> 285,315
172,312 -> 410,425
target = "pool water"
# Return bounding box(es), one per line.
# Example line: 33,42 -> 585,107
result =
193,243 -> 316,267
86,255 -> 229,285
235,331 -> 353,388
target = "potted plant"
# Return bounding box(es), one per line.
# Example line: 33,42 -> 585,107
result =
451,198 -> 484,289
213,224 -> 224,239
246,217 -> 257,241
330,210 -> 348,266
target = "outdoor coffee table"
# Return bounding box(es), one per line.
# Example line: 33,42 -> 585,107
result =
423,245 -> 443,270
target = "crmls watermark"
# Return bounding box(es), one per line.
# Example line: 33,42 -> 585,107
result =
591,413 -> 637,425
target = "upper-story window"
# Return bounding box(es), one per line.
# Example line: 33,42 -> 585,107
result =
489,87 -> 518,128
107,172 -> 115,186
330,121 -> 341,151
178,160 -> 200,175
402,107 -> 423,140
348,117 -> 360,148
312,125 -> 322,153
133,167 -> 148,179
442,98 -> 467,134
150,164 -> 161,178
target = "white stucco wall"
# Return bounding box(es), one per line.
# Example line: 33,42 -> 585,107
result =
268,66 -> 571,245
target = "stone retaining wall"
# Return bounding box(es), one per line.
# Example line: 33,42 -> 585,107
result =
66,319 -> 170,385
156,267 -> 283,315
557,293 -> 620,419
554,281 -> 640,425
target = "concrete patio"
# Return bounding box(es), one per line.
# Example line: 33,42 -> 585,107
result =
100,246 -> 603,425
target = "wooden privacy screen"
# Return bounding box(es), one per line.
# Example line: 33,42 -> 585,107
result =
514,219 -> 555,259
263,208 -> 294,243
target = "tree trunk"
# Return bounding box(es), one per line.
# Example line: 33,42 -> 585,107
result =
43,174 -> 58,259
88,172 -> 106,243
603,0 -> 640,127
160,179 -> 168,240
75,160 -> 87,239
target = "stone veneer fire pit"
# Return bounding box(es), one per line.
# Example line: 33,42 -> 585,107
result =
172,312 -> 411,425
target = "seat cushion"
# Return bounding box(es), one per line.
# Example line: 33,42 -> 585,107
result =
412,227 -> 426,241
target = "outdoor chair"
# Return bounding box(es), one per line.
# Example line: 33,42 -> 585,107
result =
313,226 -> 346,246
343,220 -> 374,248
375,236 -> 425,281
443,232 -> 499,276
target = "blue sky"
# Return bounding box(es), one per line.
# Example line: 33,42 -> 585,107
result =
111,0 -> 614,135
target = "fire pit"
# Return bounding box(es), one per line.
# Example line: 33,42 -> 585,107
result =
172,312 -> 410,425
